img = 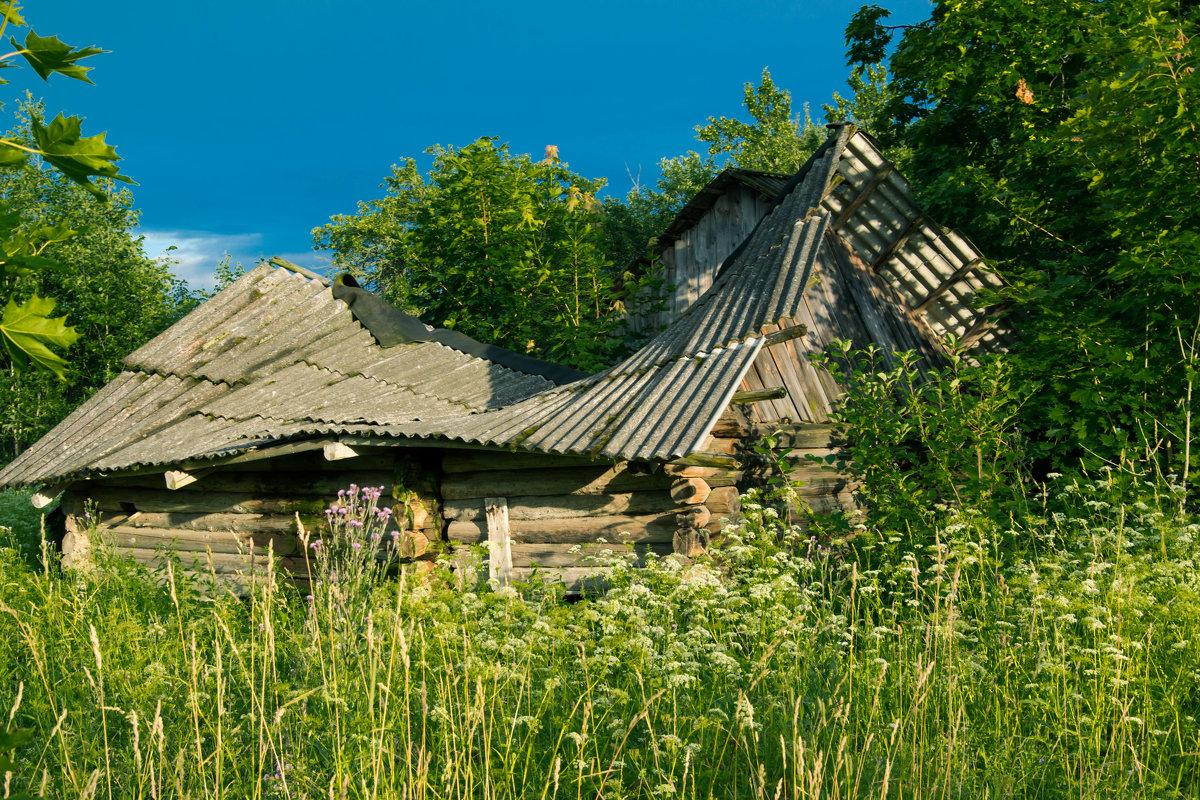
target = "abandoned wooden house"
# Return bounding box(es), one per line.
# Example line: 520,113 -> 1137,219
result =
0,124 -> 1014,590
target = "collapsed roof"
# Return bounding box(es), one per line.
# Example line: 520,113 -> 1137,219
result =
0,125 -> 1014,488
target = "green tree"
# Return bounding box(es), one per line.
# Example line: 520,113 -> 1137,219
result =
0,3 -> 132,377
0,136 -> 189,461
314,138 -> 622,372
847,0 -> 1200,473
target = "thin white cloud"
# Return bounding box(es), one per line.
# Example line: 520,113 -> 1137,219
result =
138,229 -> 265,291
138,230 -> 337,291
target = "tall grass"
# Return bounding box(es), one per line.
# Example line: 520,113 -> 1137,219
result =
0,471 -> 1195,798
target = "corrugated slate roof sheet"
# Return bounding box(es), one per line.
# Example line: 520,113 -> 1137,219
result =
0,125 -> 1017,487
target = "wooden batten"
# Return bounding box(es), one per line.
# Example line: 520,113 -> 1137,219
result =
443,491 -> 677,522
441,464 -> 671,501
485,497 -> 513,587
323,442 -> 359,461
447,511 -> 678,545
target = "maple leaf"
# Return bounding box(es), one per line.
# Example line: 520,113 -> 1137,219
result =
0,294 -> 78,378
13,30 -> 104,83
30,113 -> 134,199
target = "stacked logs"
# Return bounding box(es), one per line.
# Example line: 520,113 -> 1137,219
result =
59,448 -> 440,585
441,450 -> 682,590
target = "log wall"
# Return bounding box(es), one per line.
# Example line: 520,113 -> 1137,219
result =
59,447 -> 441,586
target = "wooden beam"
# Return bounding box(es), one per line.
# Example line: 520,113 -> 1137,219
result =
323,441 -> 359,461
958,303 -> 1014,349
164,468 -> 214,490
763,324 -> 808,346
911,258 -> 985,314
670,477 -> 711,505
30,482 -> 68,509
830,164 -> 895,231
485,497 -> 513,588
671,451 -> 741,469
870,213 -> 926,273
731,387 -> 786,404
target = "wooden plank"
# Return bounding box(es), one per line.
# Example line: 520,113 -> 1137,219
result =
748,424 -> 837,449
731,387 -> 786,404
485,497 -> 513,588
86,471 -> 395,497
751,328 -> 797,421
670,451 -> 740,469
767,338 -> 816,422
443,491 -> 677,521
94,510 -> 353,535
323,442 -> 360,461
441,450 -> 608,474
763,324 -> 808,346
83,487 -> 385,515
507,541 -> 671,568
440,465 -> 672,501
447,512 -> 678,545
99,526 -> 301,556
31,482 -> 68,509
164,470 -> 204,490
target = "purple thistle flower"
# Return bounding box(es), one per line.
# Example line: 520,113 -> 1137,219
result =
351,542 -> 363,550
309,539 -> 323,549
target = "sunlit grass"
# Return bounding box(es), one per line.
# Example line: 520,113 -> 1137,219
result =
0,473 -> 1195,799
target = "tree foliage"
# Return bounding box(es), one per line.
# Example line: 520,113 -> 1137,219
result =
0,141 -> 191,462
314,138 -> 622,372
0,3 -> 132,378
847,0 -> 1200,473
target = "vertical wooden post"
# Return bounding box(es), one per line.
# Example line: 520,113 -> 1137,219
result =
484,497 -> 512,588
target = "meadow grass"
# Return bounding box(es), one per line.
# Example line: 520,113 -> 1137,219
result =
0,471 -> 1195,799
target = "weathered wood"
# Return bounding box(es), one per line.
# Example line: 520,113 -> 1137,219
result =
446,512 -> 677,545
507,541 -> 670,568
764,324 -> 809,346
830,163 -> 895,231
443,491 -> 677,521
399,531 -> 429,559
675,505 -> 711,528
911,258 -> 984,313
485,497 -> 513,587
441,450 -> 609,474
99,510 -> 300,533
85,487 -> 379,515
870,213 -> 925,272
709,407 -> 751,439
670,477 -> 711,505
663,464 -> 717,478
91,471 -> 395,496
164,470 -> 203,490
120,547 -> 308,576
323,442 -> 360,461
731,387 -> 787,404
748,424 -> 837,450
704,470 -> 744,488
99,526 -> 301,556
31,482 -> 68,509
673,528 -> 709,558
670,451 -> 740,469
705,486 -> 742,516
440,466 -> 672,501
510,566 -> 610,594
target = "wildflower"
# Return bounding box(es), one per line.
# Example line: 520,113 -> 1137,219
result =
310,540 -> 323,549
352,542 -> 363,550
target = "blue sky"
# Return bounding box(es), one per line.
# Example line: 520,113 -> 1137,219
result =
20,0 -> 932,289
